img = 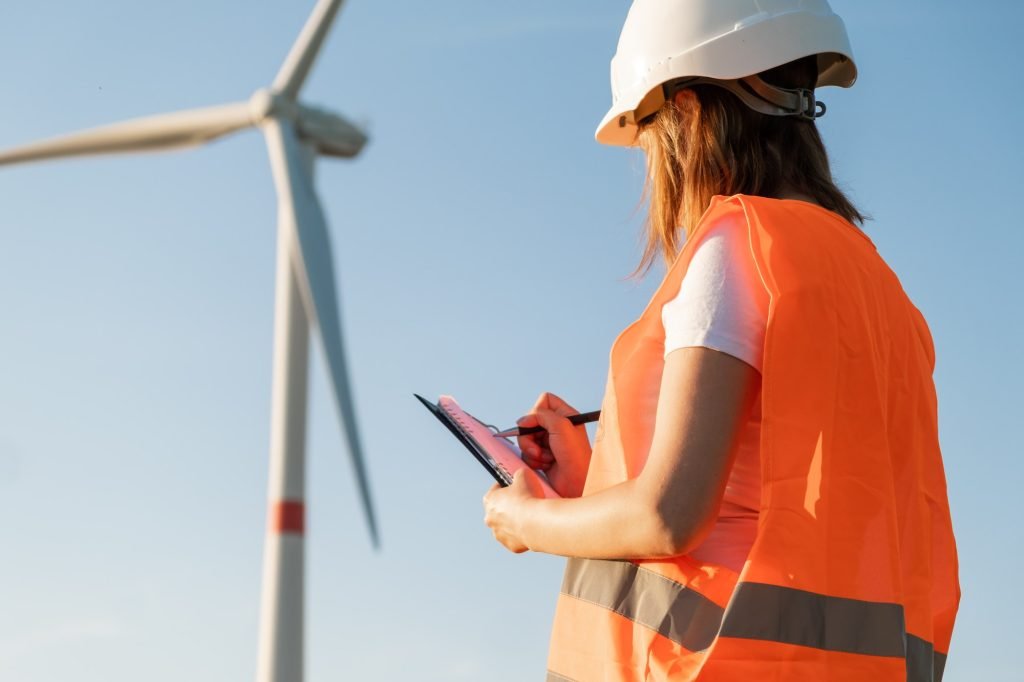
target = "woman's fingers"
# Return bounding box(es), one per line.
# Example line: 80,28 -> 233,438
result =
517,393 -> 588,473
522,451 -> 554,471
519,429 -> 554,469
516,413 -> 549,456
527,407 -> 579,442
518,434 -> 549,455
532,391 -> 579,418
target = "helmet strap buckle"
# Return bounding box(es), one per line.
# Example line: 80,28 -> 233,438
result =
737,76 -> 826,120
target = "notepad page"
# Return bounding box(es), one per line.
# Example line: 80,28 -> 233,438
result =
438,395 -> 560,499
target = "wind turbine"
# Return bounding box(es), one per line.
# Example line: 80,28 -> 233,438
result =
0,1 -> 377,680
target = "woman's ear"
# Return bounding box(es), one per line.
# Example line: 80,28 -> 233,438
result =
671,88 -> 697,108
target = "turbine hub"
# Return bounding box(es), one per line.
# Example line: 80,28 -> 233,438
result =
248,89 -> 275,123
249,89 -> 298,124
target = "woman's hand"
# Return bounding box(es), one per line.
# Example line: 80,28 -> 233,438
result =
483,469 -> 545,553
517,392 -> 592,498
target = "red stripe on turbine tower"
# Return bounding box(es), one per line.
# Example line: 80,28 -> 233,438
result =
271,500 -> 305,534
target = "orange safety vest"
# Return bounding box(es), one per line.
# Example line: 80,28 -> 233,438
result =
546,195 -> 959,682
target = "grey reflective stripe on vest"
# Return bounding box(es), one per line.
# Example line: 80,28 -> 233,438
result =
934,649 -> 948,681
907,634 -> 948,682
561,558 -> 946,680
562,556 -> 724,652
720,581 -> 906,655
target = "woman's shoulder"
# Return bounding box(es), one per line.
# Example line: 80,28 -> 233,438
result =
688,198 -> 750,249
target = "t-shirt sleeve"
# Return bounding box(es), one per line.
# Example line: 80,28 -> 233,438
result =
660,214 -> 770,372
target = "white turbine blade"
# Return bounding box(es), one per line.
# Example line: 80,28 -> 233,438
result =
272,0 -> 344,100
263,118 -> 379,547
0,101 -> 257,167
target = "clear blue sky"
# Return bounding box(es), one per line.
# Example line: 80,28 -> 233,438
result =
0,1 -> 1019,679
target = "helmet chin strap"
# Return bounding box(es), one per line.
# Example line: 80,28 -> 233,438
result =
662,75 -> 827,121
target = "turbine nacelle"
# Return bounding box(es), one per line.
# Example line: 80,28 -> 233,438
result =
294,104 -> 366,158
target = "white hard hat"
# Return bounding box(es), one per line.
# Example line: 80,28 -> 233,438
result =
597,0 -> 858,146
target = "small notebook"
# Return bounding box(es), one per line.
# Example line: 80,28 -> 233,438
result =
415,394 -> 560,499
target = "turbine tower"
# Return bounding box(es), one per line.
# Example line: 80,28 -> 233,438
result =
0,1 -> 377,680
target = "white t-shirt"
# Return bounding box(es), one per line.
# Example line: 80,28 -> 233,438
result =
660,213 -> 769,572
661,214 -> 768,372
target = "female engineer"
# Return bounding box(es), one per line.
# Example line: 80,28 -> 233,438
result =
482,1 -> 959,680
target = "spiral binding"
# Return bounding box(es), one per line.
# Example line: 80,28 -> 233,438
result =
442,401 -> 514,483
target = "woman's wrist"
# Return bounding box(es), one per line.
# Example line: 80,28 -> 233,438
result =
516,495 -> 546,553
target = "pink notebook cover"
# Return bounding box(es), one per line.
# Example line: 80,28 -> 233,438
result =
438,396 -> 561,499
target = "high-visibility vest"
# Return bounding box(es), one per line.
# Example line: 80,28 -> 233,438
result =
546,195 -> 959,682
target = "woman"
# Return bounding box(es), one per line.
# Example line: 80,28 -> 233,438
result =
483,1 -> 959,680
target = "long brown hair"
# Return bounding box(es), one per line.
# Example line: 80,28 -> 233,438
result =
635,56 -> 864,273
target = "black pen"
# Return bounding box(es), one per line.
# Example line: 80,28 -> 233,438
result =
493,410 -> 601,438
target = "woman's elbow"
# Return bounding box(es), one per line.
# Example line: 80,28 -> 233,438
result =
645,500 -> 716,558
